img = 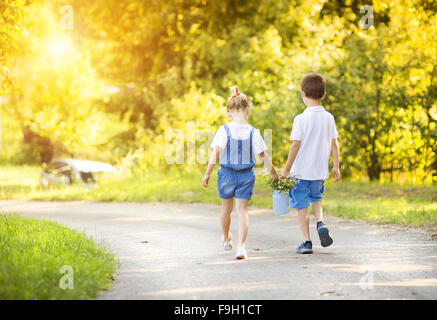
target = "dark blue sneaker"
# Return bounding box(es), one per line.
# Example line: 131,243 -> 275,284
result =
317,222 -> 333,247
296,241 -> 313,254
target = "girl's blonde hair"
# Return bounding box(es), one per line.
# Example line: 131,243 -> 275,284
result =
226,86 -> 249,111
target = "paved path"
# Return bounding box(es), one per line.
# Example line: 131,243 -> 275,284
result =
1,200 -> 436,299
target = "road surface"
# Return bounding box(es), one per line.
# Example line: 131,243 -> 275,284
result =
1,200 -> 436,299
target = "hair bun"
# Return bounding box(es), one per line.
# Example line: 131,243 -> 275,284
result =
230,85 -> 240,97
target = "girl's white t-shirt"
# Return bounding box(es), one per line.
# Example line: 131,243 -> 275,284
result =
210,122 -> 267,155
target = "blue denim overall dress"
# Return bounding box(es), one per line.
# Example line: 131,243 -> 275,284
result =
217,124 -> 256,199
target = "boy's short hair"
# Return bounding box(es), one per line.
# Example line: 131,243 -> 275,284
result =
301,73 -> 325,99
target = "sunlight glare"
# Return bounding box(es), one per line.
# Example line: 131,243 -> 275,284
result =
46,36 -> 73,59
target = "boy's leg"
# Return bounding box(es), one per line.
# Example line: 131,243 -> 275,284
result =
312,201 -> 323,223
309,181 -> 333,247
312,203 -> 333,248
221,198 -> 234,242
235,198 -> 249,248
290,180 -> 311,242
297,207 -> 311,241
309,180 -> 325,224
291,181 -> 313,254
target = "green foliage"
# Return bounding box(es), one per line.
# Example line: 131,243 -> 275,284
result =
0,0 -> 436,182
0,0 -> 38,93
326,1 -> 437,181
264,174 -> 296,195
2,3 -> 130,164
0,214 -> 117,299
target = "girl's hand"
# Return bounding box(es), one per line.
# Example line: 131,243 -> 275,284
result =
202,174 -> 210,187
271,172 -> 279,182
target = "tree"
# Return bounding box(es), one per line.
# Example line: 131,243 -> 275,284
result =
327,0 -> 437,182
5,2 -> 117,163
0,0 -> 37,93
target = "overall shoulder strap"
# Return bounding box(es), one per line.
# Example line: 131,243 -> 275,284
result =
223,124 -> 231,137
223,125 -> 231,164
249,127 -> 255,163
249,127 -> 255,140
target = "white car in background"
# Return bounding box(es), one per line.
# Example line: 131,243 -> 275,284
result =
40,158 -> 116,188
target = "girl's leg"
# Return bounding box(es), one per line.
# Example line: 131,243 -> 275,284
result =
235,198 -> 249,248
297,207 -> 311,241
221,198 -> 234,241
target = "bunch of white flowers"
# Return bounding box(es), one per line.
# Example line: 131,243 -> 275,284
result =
264,172 -> 297,195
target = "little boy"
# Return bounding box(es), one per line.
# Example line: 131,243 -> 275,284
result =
279,73 -> 341,254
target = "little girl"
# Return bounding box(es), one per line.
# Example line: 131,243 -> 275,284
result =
202,86 -> 278,259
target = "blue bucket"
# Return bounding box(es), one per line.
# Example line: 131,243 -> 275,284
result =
272,190 -> 289,215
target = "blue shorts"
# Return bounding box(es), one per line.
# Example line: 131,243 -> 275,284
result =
217,167 -> 255,200
289,179 -> 324,209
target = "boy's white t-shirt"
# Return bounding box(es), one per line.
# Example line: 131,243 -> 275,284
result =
290,106 -> 338,180
211,122 -> 267,156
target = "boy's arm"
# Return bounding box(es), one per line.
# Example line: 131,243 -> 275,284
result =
331,138 -> 341,181
259,152 -> 278,181
202,147 -> 221,187
279,141 -> 301,178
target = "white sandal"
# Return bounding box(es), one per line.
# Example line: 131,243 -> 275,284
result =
235,247 -> 248,259
223,232 -> 232,251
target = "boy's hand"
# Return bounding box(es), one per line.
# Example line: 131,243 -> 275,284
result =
332,167 -> 341,181
279,169 -> 290,179
202,174 -> 210,188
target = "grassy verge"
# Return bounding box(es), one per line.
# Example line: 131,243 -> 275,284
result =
322,182 -> 437,227
0,165 -> 436,227
0,214 -> 117,299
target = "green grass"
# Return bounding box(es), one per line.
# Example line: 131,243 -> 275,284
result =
322,182 -> 437,227
1,165 -> 436,227
0,214 -> 117,299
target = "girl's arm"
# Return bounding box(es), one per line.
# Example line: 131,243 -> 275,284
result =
202,147 -> 221,187
259,151 -> 278,181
